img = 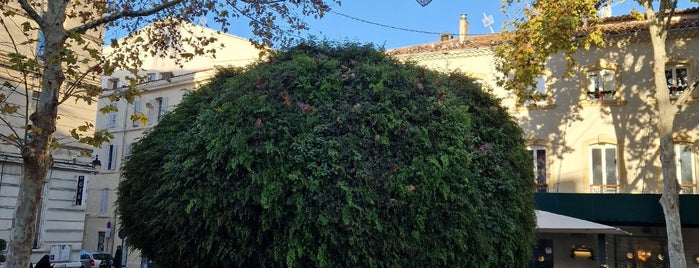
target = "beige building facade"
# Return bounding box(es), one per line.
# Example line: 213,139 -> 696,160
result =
390,9 -> 699,196
389,8 -> 699,268
86,22 -> 264,268
0,2 -> 103,266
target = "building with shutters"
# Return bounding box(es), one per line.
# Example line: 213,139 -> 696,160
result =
389,8 -> 699,268
85,21 -> 264,268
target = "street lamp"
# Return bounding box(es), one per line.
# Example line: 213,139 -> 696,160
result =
92,155 -> 102,173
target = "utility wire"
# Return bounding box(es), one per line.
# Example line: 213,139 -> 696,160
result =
329,11 -> 442,35
329,10 -> 496,37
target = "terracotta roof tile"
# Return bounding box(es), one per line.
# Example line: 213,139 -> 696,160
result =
389,7 -> 699,56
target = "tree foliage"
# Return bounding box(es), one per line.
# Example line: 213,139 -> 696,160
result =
118,42 -> 536,267
0,1 -> 336,266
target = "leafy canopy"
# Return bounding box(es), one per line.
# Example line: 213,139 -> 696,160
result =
118,41 -> 536,267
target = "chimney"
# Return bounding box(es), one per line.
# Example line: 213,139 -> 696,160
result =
440,32 -> 453,41
459,14 -> 469,42
600,4 -> 612,18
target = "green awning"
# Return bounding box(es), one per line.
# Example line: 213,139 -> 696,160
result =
535,193 -> 699,226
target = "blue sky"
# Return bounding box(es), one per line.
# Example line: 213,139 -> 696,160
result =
105,1 -> 698,49
221,0 -> 696,49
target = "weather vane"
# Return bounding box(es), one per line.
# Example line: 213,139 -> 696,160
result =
416,0 -> 432,7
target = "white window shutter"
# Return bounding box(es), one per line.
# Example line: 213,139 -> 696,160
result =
162,97 -> 169,117
147,99 -> 154,125
587,73 -> 597,92
133,100 -> 142,126
535,75 -> 546,94
107,102 -> 118,128
602,70 -> 615,92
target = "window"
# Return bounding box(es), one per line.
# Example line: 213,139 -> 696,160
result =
124,142 -> 133,157
676,144 -> 696,194
161,72 -> 174,80
107,102 -> 118,128
147,73 -> 157,81
586,69 -> 616,100
99,188 -> 109,215
155,97 -> 167,121
108,78 -> 119,90
132,100 -> 142,127
97,231 -> 105,252
106,144 -> 117,170
28,90 -> 40,117
526,75 -> 548,106
528,147 -> 547,192
666,66 -> 689,98
590,144 -> 618,193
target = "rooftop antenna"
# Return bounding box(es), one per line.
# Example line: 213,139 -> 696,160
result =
482,13 -> 495,33
197,16 -> 208,27
600,0 -> 626,18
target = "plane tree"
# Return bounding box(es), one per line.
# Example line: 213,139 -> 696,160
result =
495,0 -> 699,267
0,0 -> 335,267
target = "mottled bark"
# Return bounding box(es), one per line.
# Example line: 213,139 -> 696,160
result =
7,1 -> 67,267
642,1 -> 686,267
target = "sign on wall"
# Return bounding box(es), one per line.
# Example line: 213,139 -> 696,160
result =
75,175 -> 87,207
49,244 -> 71,262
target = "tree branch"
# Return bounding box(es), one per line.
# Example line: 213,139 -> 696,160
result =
17,0 -> 48,30
675,74 -> 699,108
70,0 -> 185,34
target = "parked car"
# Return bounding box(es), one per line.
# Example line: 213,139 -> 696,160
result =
80,251 -> 112,268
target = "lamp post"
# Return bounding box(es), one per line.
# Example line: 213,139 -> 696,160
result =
92,155 -> 102,174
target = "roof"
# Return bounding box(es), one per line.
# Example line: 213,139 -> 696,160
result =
388,7 -> 699,56
536,210 -> 631,235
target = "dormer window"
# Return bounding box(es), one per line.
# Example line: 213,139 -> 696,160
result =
586,69 -> 616,100
108,78 -> 119,90
161,72 -> 174,80
666,66 -> 688,98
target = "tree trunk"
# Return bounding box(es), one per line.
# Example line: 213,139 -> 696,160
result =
6,1 -> 67,267
643,2 -> 687,267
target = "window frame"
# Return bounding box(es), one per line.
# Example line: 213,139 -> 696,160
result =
106,102 -> 118,128
99,188 -> 110,215
106,144 -> 117,170
525,74 -> 549,106
528,146 -> 548,192
589,143 -> 619,193
675,144 -> 697,194
665,65 -> 689,98
108,78 -> 119,90
585,69 -> 617,101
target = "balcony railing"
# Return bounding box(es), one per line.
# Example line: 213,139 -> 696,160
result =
590,184 -> 619,193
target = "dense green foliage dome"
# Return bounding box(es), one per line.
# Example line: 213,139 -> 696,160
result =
118,42 -> 535,267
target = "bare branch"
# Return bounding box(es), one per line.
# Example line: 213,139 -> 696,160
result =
16,0 -> 48,30
59,62 -> 102,105
70,0 -> 185,34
